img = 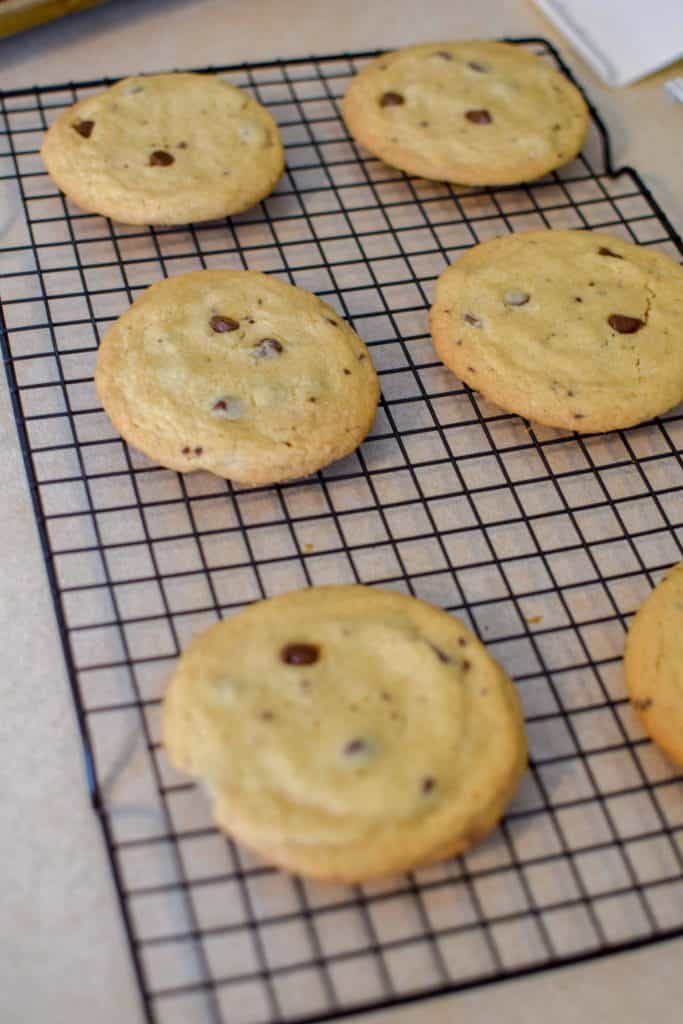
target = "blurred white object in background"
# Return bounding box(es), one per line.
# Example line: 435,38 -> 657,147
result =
533,0 -> 683,86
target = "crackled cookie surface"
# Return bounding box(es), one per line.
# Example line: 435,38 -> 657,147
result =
430,230 -> 683,433
625,561 -> 683,768
95,269 -> 379,485
342,41 -> 588,185
40,73 -> 284,224
162,585 -> 528,882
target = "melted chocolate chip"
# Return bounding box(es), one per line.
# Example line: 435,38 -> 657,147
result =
468,60 -> 489,72
210,315 -> 239,333
212,396 -> 243,420
149,150 -> 174,166
464,313 -> 482,327
253,337 -> 283,359
504,290 -> 530,307
281,643 -> 319,665
598,246 -> 624,259
608,314 -> 645,334
421,777 -> 436,795
342,737 -> 368,756
380,91 -> 404,107
466,109 -> 492,125
73,120 -> 94,138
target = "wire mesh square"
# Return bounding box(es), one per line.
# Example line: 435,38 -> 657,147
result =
1,37 -> 682,1024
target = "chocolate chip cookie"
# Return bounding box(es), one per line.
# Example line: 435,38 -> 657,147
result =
162,585 -> 528,882
95,269 -> 379,486
40,73 -> 284,225
342,41 -> 589,185
624,561 -> 683,768
430,229 -> 683,433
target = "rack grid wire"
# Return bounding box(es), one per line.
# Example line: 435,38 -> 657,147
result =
1,37 -> 682,1024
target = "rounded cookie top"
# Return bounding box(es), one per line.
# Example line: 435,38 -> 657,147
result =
40,73 -> 284,225
625,561 -> 683,769
342,41 -> 588,185
95,269 -> 379,486
162,585 -> 527,882
430,229 -> 683,433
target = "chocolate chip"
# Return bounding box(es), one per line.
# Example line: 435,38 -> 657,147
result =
358,353 -> 366,361
462,660 -> 471,671
259,710 -> 275,721
210,315 -> 239,333
608,314 -> 645,334
464,313 -> 482,327
73,120 -> 94,138
429,643 -> 451,664
574,296 -> 583,303
380,91 -> 404,107
432,50 -> 453,60
468,60 -> 489,72
342,737 -> 367,756
194,446 -> 203,455
343,368 -> 351,375
177,141 -> 188,149
466,109 -> 492,125
504,290 -> 530,307
325,317 -> 340,327
211,396 -> 243,420
458,637 -> 467,647
149,150 -> 174,166
421,777 -> 436,795
633,697 -> 653,711
253,338 -> 283,359
181,446 -> 191,455
281,643 -> 319,665
598,246 -> 624,259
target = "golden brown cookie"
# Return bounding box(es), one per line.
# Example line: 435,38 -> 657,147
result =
40,73 -> 284,224
624,561 -> 683,768
162,585 -> 528,883
430,230 -> 683,433
342,41 -> 588,185
94,269 -> 379,486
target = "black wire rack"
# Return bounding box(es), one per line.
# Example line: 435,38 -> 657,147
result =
1,37 -> 683,1024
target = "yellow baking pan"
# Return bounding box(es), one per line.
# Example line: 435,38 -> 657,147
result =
0,0 -> 110,38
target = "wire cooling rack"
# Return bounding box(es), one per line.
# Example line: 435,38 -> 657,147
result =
1,37 -> 682,1024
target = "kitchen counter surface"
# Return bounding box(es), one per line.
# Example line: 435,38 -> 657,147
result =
1,2 -> 682,1022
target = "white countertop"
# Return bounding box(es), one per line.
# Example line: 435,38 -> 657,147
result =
1,2 -> 682,1022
